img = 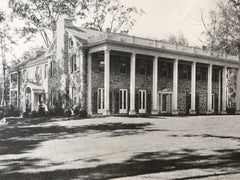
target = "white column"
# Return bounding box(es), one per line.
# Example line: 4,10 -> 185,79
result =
207,64 -> 213,114
236,67 -> 240,114
78,49 -> 86,109
221,66 -> 227,114
218,70 -> 221,113
172,59 -> 178,115
104,50 -> 110,115
129,53 -> 136,115
190,61 -> 196,114
87,53 -> 92,115
151,56 -> 158,115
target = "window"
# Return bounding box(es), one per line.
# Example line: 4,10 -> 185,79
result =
71,55 -> 77,73
179,65 -> 190,80
119,59 -> 127,74
11,91 -> 17,106
69,38 -> 74,47
99,60 -> 104,72
137,60 -> 146,75
50,61 -> 54,77
212,69 -> 219,82
197,67 -> 207,81
161,63 -> 172,78
72,87 -> 77,105
11,73 -> 17,82
35,66 -> 42,80
23,70 -> 27,81
44,64 -> 48,78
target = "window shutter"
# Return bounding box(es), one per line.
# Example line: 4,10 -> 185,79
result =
188,66 -> 191,80
70,56 -> 73,73
115,89 -> 119,114
93,90 -> 98,113
168,63 -> 173,79
147,93 -> 152,114
135,91 -> 139,113
110,91 -> 113,113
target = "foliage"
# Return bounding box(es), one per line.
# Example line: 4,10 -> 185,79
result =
9,0 -> 79,47
9,0 -> 145,47
201,0 -> 240,55
79,109 -> 87,118
0,105 -> 20,119
81,0 -> 145,33
64,108 -> 72,117
166,32 -> 189,46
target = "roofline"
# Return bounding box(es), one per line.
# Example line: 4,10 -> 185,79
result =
87,39 -> 240,66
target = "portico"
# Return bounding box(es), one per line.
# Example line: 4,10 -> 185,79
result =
87,37 -> 239,115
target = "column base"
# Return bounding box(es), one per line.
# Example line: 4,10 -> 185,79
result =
87,110 -> 92,115
172,110 -> 178,115
221,110 -> 227,115
151,110 -> 158,115
207,110 -> 214,114
103,110 -> 110,116
189,109 -> 196,115
235,110 -> 240,114
129,110 -> 136,115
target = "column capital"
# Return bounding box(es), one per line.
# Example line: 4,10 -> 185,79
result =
104,49 -> 110,54
131,52 -> 136,57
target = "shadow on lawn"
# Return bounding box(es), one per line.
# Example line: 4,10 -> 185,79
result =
1,148 -> 240,180
0,120 -> 165,177
0,121 -> 159,155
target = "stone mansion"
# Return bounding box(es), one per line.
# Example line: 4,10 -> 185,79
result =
9,16 -> 240,116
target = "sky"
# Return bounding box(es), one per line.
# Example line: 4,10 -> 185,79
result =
0,0 -> 220,65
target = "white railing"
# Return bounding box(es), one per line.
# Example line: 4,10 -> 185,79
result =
89,32 -> 239,62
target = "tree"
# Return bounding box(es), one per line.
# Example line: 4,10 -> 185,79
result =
9,0 -> 145,47
201,0 -> 240,55
81,0 -> 145,33
9,0 -> 79,47
166,32 -> 189,46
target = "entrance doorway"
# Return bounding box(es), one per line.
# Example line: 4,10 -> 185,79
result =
119,89 -> 128,113
139,90 -> 147,113
97,88 -> 104,113
159,92 -> 172,114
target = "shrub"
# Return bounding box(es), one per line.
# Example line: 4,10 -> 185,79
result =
31,110 -> 38,118
64,109 -> 72,117
55,107 -> 64,116
79,109 -> 87,118
73,106 -> 80,116
22,112 -> 29,118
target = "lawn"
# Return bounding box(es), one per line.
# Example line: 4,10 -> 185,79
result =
0,115 -> 240,179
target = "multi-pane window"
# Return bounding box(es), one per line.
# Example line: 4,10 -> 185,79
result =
212,69 -> 219,82
23,70 -> 27,81
160,63 -> 172,78
99,60 -> 104,72
197,67 -> 207,81
50,61 -> 54,77
44,64 -> 48,78
72,87 -> 77,105
119,59 -> 127,74
35,66 -> 42,80
11,74 -> 17,82
71,55 -> 77,73
179,65 -> 190,80
137,60 -> 146,75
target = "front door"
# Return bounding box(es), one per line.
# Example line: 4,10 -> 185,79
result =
119,89 -> 128,113
159,93 -> 172,114
97,88 -> 104,113
139,90 -> 147,113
